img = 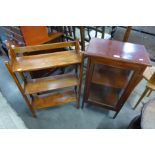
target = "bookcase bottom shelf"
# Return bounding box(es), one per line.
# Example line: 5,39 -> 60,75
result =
32,90 -> 76,109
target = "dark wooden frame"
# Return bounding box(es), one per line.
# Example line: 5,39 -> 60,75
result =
82,38 -> 151,118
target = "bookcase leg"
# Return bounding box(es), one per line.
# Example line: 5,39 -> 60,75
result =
5,63 -> 37,118
77,59 -> 84,108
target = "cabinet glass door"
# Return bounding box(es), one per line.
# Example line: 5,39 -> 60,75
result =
88,64 -> 133,109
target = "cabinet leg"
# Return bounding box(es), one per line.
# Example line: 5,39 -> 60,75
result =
113,111 -> 119,119
81,58 -> 92,109
133,87 -> 149,109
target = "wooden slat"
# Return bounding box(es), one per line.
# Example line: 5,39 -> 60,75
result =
47,32 -> 63,42
32,90 -> 76,109
14,41 -> 76,53
6,41 -> 16,66
25,73 -> 79,94
12,51 -> 82,72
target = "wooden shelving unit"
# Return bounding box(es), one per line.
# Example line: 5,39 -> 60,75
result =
6,40 -> 84,117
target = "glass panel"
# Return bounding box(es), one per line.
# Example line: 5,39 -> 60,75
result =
88,64 -> 134,108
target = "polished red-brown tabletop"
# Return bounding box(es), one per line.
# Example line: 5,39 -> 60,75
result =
85,38 -> 151,66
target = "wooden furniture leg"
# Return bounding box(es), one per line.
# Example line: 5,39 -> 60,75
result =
133,87 -> 150,109
5,63 -> 37,117
114,69 -> 145,118
82,58 -> 94,108
80,26 -> 85,51
123,26 -> 132,42
77,58 -> 84,108
111,26 -> 117,39
147,89 -> 152,97
101,27 -> 105,38
95,27 -> 98,37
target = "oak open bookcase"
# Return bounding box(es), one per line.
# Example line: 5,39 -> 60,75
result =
5,40 -> 84,117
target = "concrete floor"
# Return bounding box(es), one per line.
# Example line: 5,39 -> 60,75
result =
0,27 -> 155,128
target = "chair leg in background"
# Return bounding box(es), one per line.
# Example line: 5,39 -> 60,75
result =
133,87 -> 150,109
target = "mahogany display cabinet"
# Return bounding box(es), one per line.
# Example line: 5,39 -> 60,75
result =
82,38 -> 151,118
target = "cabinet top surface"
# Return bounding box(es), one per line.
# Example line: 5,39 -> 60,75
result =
86,38 -> 151,66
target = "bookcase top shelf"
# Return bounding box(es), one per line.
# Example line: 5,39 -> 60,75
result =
12,51 -> 82,72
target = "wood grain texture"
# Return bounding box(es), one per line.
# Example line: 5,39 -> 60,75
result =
25,73 -> 79,94
85,38 -> 151,66
14,41 -> 77,53
12,51 -> 82,72
6,40 -> 83,115
6,42 -> 16,66
147,82 -> 155,90
32,90 -> 76,109
123,26 -> 132,42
